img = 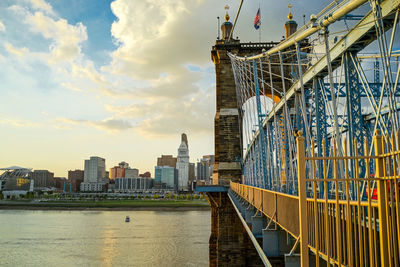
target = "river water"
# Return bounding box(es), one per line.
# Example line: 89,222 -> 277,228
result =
0,210 -> 210,267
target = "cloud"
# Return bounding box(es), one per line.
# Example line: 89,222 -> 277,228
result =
91,0 -> 219,136
4,42 -> 29,57
106,0 -> 213,93
3,0 -> 218,137
0,20 -> 5,32
0,118 -> 41,128
54,117 -> 134,133
105,87 -> 215,136
61,82 -> 83,92
25,11 -> 87,63
27,0 -> 55,16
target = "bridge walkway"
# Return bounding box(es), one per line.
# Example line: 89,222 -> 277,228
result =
230,133 -> 400,266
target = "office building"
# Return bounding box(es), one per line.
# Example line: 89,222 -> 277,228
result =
139,172 -> 151,178
154,166 -> 178,190
109,166 -> 125,180
176,133 -> 190,190
80,156 -> 107,192
125,168 -> 139,178
115,177 -> 153,191
110,161 -> 138,180
68,169 -> 84,192
54,177 -> 71,192
31,170 -> 55,188
197,158 -> 210,181
189,163 -> 195,182
157,155 -> 177,168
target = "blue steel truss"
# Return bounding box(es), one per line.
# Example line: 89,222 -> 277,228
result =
252,60 -> 268,188
344,52 -> 365,183
227,0 -> 400,198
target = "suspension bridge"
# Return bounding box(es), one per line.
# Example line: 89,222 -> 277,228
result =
197,0 -> 400,266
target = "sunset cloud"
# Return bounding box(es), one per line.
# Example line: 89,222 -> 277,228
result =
54,117 -> 134,133
26,11 -> 87,63
0,0 -> 334,175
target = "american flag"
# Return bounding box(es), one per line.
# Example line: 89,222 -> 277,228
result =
254,8 -> 261,30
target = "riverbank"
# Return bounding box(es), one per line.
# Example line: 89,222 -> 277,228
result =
0,200 -> 210,211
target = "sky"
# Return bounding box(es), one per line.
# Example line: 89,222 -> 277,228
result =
0,0 -> 346,177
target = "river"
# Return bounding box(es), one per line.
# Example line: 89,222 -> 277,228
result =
0,210 -> 210,267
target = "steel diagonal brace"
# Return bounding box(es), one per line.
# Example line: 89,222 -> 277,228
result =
242,0 -> 400,164
252,60 -> 268,188
263,209 -> 277,231
288,236 -> 300,256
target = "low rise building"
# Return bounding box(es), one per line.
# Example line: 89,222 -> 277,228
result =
109,162 -> 138,180
115,177 -> 153,191
2,177 -> 34,199
68,169 -> 84,192
31,170 -> 55,188
81,183 -> 107,192
125,168 -> 139,178
54,177 -> 67,190
139,172 -> 151,178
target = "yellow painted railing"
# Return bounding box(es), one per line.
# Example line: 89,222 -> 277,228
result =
231,132 -> 400,266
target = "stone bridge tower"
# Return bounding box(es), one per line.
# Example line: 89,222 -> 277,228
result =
211,12 -> 279,187
206,8 -> 282,266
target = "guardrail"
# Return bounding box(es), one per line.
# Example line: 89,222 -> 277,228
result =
231,132 -> 400,266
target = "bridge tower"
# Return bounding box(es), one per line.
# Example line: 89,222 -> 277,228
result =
205,8 -> 282,266
211,11 -> 242,187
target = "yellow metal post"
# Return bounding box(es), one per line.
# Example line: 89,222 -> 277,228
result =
296,135 -> 309,266
374,133 -> 389,266
311,140 -> 320,267
323,139 -> 330,264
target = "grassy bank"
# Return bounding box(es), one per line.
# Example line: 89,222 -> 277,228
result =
0,199 -> 210,210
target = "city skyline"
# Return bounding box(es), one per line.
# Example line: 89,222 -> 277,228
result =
0,0 -> 336,177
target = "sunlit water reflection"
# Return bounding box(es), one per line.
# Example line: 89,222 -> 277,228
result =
0,210 -> 210,267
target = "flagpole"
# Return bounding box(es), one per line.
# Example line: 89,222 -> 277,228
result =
259,2 -> 261,42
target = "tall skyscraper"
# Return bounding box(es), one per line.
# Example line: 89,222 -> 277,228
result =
176,133 -> 190,190
80,156 -> 107,192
